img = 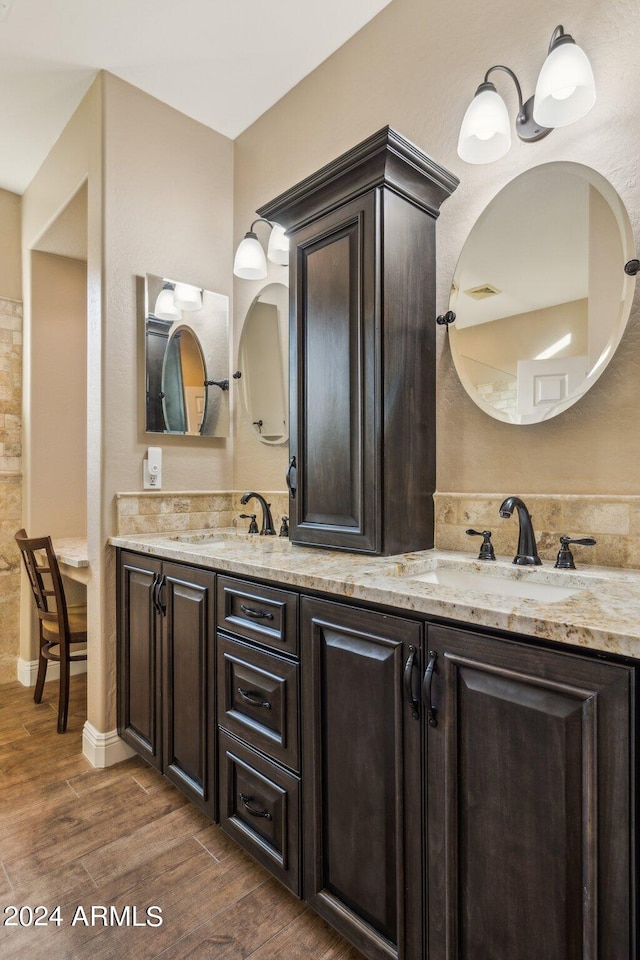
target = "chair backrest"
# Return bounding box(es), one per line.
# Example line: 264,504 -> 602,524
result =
15,529 -> 70,640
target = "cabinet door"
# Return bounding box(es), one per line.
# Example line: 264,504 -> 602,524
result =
289,192 -> 379,552
302,597 -> 423,960
117,550 -> 162,769
162,562 -> 216,819
425,624 -> 634,960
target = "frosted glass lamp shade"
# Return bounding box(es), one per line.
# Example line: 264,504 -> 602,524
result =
154,283 -> 180,321
457,83 -> 511,164
173,282 -> 202,311
533,40 -> 596,127
267,222 -> 289,265
234,232 -> 267,280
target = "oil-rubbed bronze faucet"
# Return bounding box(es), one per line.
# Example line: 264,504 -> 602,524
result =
240,492 -> 276,536
499,496 -> 541,565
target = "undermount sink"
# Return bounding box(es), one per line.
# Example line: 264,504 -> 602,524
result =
168,531 -> 290,548
169,532 -> 231,545
408,566 -> 581,603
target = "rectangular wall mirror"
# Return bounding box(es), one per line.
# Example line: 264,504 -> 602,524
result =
143,274 -> 230,437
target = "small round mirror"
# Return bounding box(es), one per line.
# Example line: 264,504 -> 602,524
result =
162,326 -> 207,435
448,162 -> 635,424
238,282 -> 288,444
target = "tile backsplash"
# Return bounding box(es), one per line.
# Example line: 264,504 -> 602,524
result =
116,490 -> 640,570
435,493 -> 640,569
115,491 -> 290,537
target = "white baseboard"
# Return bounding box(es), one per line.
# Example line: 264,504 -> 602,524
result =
82,721 -> 136,768
17,657 -> 88,687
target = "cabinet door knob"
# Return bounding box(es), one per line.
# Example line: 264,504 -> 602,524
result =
239,793 -> 272,820
422,650 -> 438,728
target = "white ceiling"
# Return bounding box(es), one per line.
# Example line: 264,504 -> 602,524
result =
0,0 -> 392,195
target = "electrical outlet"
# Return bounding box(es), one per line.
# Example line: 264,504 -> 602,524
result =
143,447 -> 162,489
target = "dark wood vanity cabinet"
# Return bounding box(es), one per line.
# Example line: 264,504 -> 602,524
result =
259,127 -> 458,555
117,551 -> 162,769
117,550 -> 636,960
301,597 -> 423,960
424,623 -> 635,960
117,550 -> 217,818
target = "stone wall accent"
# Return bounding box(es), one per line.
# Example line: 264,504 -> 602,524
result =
115,492 -> 234,535
0,298 -> 22,683
435,493 -> 640,569
115,489 -> 640,571
115,490 -> 291,537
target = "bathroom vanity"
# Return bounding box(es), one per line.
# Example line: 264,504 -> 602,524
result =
113,532 -> 638,960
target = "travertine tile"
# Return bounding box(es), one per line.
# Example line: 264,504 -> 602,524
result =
435,493 -> 640,569
0,301 -> 22,680
562,500 -> 630,536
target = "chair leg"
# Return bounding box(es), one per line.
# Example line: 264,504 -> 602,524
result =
34,634 -> 47,704
57,648 -> 70,734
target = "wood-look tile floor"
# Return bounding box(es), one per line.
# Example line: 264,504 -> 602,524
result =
0,676 -> 365,960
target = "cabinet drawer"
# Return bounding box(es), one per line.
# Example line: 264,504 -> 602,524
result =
217,576 -> 298,656
219,731 -> 300,895
218,635 -> 300,772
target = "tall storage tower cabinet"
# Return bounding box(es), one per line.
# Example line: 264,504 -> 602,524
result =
260,127 -> 458,555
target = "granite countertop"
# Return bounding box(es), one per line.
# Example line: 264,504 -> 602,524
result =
53,537 -> 89,568
108,529 -> 640,660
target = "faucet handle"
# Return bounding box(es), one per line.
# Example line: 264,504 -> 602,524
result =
554,535 -> 596,569
466,529 -> 496,561
240,513 -> 259,534
279,516 -> 289,538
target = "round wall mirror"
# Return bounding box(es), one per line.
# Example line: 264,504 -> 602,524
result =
448,162 -> 635,424
162,326 -> 207,435
238,282 -> 288,444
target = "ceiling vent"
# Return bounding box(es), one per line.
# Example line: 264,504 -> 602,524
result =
464,283 -> 502,300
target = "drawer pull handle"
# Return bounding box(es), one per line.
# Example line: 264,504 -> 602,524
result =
237,687 -> 272,710
239,793 -> 272,820
240,603 -> 274,621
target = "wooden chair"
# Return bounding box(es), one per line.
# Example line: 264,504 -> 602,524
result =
15,529 -> 87,733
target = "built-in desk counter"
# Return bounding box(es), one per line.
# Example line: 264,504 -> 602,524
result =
52,537 -> 89,584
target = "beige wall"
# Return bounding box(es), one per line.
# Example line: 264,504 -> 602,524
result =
233,0 -> 640,495
29,252 -> 87,536
20,72 -> 235,736
102,74 -> 234,500
454,299 -> 589,383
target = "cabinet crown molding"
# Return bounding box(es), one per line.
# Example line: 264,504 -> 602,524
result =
258,125 -> 459,232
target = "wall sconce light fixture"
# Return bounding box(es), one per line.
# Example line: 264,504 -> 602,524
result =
153,280 -> 203,319
173,282 -> 203,311
153,282 -> 181,321
233,218 -> 289,279
457,25 -> 596,164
